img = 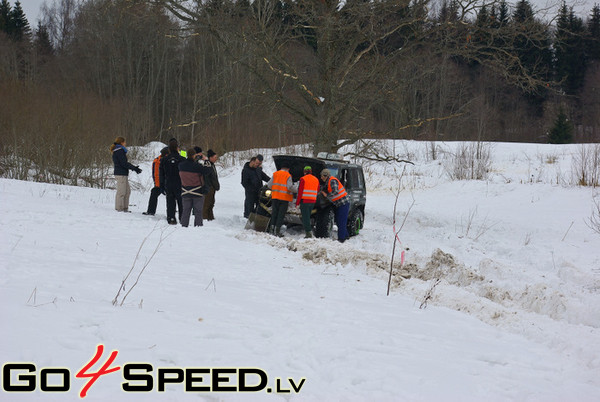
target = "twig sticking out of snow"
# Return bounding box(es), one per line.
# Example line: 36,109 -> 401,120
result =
26,287 -> 57,308
112,223 -> 174,307
27,287 -> 37,305
205,278 -> 216,292
420,278 -> 441,309
562,221 -> 574,241
387,167 -> 414,296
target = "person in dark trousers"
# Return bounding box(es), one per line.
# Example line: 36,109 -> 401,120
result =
203,149 -> 220,221
266,163 -> 296,237
111,136 -> 141,212
296,166 -> 319,238
159,138 -> 185,224
143,147 -> 169,216
241,156 -> 270,218
320,168 -> 350,243
178,148 -> 213,227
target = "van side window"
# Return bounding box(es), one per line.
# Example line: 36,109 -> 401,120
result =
338,169 -> 347,186
347,169 -> 360,190
357,169 -> 365,189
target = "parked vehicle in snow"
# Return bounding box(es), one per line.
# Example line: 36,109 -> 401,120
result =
256,153 -> 366,237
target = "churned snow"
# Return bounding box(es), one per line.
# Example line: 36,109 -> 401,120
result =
1,140 -> 599,401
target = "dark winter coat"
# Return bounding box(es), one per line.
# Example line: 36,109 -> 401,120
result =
205,160 -> 220,192
241,162 -> 270,193
178,159 -> 213,197
112,145 -> 137,176
159,152 -> 186,190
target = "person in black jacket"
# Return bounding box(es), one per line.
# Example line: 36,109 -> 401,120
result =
111,136 -> 141,212
179,148 -> 213,227
159,138 -> 185,224
241,156 -> 270,218
143,147 -> 168,216
203,149 -> 220,221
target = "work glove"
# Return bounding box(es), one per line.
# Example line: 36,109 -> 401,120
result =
133,166 -> 142,174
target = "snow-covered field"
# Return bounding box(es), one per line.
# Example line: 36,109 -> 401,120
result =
1,140 -> 599,401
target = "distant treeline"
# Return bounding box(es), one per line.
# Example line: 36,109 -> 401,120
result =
0,0 -> 599,184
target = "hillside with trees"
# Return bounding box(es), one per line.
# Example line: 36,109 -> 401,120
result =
0,0 -> 599,185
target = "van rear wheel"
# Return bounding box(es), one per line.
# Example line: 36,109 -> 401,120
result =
347,209 -> 363,237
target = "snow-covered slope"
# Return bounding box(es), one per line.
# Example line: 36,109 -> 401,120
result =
1,141 -> 599,401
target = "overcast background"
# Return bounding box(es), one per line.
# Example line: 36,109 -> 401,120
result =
18,0 -> 599,28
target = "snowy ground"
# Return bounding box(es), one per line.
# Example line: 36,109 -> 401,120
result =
1,140 -> 599,401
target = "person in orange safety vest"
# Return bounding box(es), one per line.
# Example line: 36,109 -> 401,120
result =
266,162 -> 297,237
143,147 -> 169,216
295,166 -> 320,238
320,168 -> 350,242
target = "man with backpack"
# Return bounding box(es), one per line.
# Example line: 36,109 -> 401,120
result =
178,148 -> 214,227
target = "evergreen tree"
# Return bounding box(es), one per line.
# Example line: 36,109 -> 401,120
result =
510,0 -> 552,113
34,21 -> 54,58
512,0 -> 552,76
554,3 -> 570,79
548,108 -> 574,143
8,0 -> 30,42
0,0 -> 11,34
476,4 -> 489,26
497,0 -> 510,26
513,0 -> 533,22
587,5 -> 600,62
470,5 -> 494,66
554,4 -> 586,95
438,0 -> 459,22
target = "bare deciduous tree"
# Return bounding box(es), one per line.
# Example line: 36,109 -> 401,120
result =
156,0 -> 559,155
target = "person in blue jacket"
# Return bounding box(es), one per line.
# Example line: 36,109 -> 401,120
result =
111,136 -> 141,212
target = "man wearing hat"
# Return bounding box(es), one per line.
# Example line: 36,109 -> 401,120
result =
320,168 -> 350,242
266,162 -> 297,237
143,146 -> 169,216
295,166 -> 320,238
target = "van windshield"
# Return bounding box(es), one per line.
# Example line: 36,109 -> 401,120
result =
325,165 -> 339,178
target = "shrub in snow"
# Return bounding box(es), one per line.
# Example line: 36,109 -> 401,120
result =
444,142 -> 493,181
572,144 -> 600,187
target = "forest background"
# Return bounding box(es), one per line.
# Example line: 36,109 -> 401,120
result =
1,0 -> 599,187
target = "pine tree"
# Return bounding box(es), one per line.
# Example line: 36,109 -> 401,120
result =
548,108 -> 574,144
489,0 -> 510,29
511,0 -> 552,114
0,0 -> 11,34
587,5 -> 600,62
512,0 -> 553,78
554,3 -> 587,95
34,21 -> 53,58
438,0 -> 459,22
8,0 -> 30,42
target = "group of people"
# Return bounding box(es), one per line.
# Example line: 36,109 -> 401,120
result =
111,137 -> 220,227
241,156 -> 350,243
112,138 -> 349,241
